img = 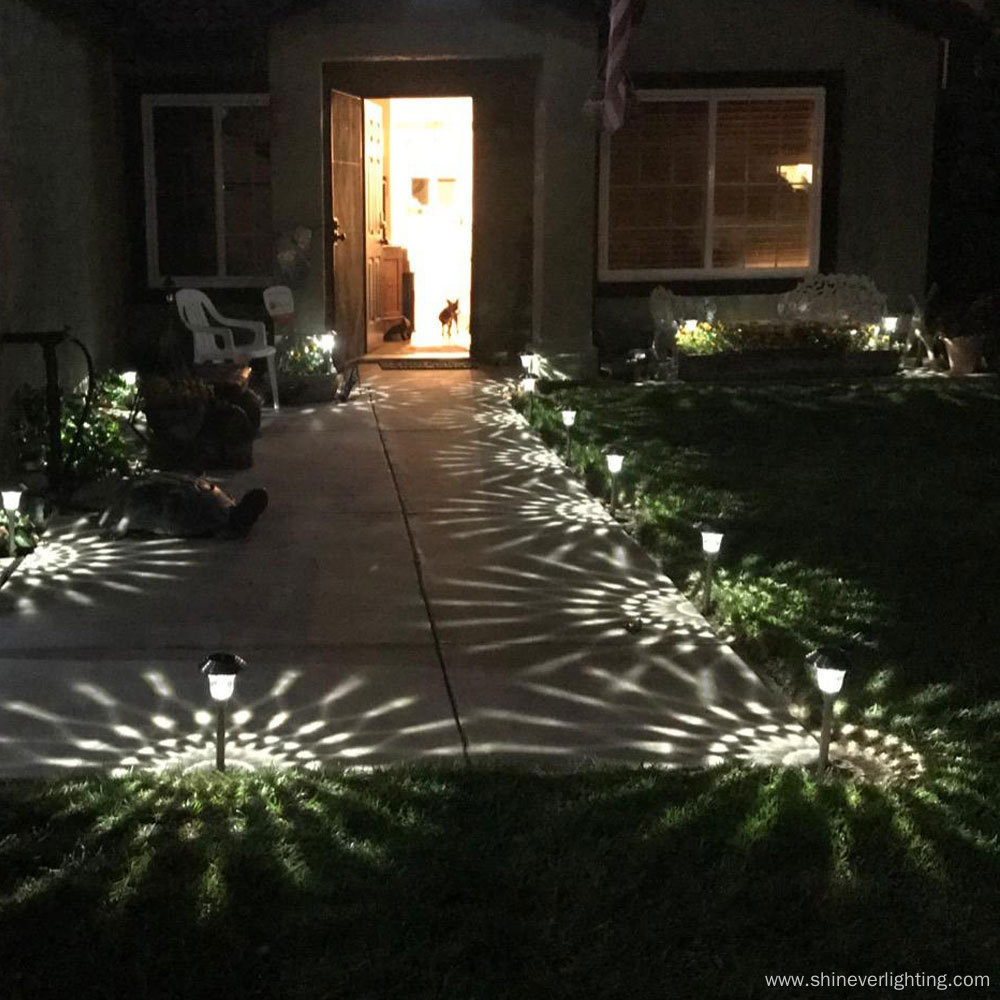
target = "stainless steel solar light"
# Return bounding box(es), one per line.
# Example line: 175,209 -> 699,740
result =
699,526 -> 724,613
807,646 -> 848,775
316,332 -> 337,374
199,652 -> 246,772
561,409 -> 577,460
606,451 -> 624,517
2,487 -> 23,558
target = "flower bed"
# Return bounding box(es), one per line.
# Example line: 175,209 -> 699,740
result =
678,348 -> 900,381
675,320 -> 899,381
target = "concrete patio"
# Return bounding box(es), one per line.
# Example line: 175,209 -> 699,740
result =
0,367 -> 814,776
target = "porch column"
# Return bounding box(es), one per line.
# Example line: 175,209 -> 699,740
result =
532,32 -> 599,380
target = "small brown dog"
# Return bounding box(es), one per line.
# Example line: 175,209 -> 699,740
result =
438,299 -> 459,338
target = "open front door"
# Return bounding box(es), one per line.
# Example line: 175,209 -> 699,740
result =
329,89 -> 365,361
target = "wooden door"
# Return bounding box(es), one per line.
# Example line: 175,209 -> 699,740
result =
364,99 -> 387,347
329,90 -> 365,361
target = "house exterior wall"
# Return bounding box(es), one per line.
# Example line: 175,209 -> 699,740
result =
595,0 -> 940,348
268,0 -> 599,374
0,0 -> 128,476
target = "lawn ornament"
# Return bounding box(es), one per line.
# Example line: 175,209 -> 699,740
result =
99,473 -> 268,539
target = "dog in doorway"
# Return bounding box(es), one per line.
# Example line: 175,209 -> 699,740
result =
438,299 -> 459,338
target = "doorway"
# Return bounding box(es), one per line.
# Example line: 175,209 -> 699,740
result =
383,97 -> 472,352
328,91 -> 473,360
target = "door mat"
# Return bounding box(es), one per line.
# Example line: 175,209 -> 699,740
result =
377,359 -> 477,370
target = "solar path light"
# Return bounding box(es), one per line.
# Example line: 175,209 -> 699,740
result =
807,646 -> 848,775
700,526 -> 724,613
199,652 -> 246,772
2,488 -> 23,558
561,409 -> 577,460
315,332 -> 337,374
606,451 -> 624,517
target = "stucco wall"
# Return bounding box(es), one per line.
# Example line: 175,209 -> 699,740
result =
0,0 -> 128,476
268,0 -> 599,373
596,0 -> 940,347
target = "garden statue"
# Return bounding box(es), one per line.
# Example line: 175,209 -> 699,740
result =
98,473 -> 268,539
907,294 -> 936,364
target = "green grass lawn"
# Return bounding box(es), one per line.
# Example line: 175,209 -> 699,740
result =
1,765 -> 997,999
2,377 -> 999,998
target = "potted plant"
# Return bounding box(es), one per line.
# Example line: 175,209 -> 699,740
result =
277,336 -> 338,404
142,376 -> 258,470
0,508 -> 39,558
945,293 -> 999,374
941,334 -> 984,374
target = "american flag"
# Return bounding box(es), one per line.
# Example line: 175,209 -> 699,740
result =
602,0 -> 638,133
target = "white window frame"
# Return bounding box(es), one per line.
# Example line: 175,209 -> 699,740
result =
142,93 -> 271,288
598,87 -> 825,282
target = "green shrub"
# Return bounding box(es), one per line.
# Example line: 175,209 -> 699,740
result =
9,372 -> 145,488
675,320 -> 891,356
0,508 -> 39,555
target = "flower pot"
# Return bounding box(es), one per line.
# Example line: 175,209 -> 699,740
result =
277,372 -> 338,404
942,336 -> 984,375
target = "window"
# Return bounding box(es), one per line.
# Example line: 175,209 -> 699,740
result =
142,94 -> 271,287
598,88 -> 824,281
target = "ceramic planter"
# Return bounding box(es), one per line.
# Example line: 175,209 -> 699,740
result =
276,373 -> 338,405
942,336 -> 984,375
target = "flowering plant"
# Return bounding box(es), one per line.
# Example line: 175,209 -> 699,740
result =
0,509 -> 39,556
278,338 -> 334,377
675,320 -> 892,355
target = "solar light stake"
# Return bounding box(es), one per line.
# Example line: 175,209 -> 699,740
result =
216,702 -> 227,771
120,372 -> 141,424
2,489 -> 22,558
700,528 -> 723,614
818,694 -> 835,775
606,452 -> 624,517
808,647 -> 848,775
521,376 -> 537,419
199,652 -> 246,772
561,409 -> 576,461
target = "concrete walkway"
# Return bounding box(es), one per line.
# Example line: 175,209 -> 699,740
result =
0,367 -> 813,775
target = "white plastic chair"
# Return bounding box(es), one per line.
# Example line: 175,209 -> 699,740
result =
176,288 -> 279,409
262,285 -> 295,344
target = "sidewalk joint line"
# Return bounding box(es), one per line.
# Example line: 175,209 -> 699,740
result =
366,383 -> 471,763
